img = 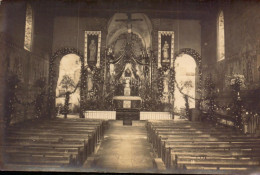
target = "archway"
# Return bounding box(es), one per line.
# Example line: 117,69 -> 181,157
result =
48,48 -> 85,118
55,54 -> 81,117
173,48 -> 202,115
174,54 -> 196,114
106,13 -> 152,50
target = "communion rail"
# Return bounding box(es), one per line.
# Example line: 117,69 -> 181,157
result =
247,113 -> 260,135
84,111 -> 172,120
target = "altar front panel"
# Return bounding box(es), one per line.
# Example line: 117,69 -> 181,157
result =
114,100 -> 141,109
123,100 -> 131,108
116,109 -> 140,120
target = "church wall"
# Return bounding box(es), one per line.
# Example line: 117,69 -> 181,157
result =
52,16 -> 108,54
201,1 -> 260,111
151,18 -> 201,54
53,16 -> 201,57
52,16 -> 108,111
1,1 -> 54,125
151,18 -> 201,101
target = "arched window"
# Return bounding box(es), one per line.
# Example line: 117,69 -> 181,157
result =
217,10 -> 225,61
24,3 -> 33,51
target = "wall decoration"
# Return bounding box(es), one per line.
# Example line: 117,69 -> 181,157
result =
84,31 -> 101,68
158,31 -> 174,68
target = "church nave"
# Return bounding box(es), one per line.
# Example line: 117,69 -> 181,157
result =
1,0 -> 260,174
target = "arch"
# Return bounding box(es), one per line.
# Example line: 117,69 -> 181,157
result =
173,48 -> 203,108
109,32 -> 145,59
174,54 -> 196,111
174,48 -> 202,66
106,13 -> 152,49
48,48 -> 85,118
107,28 -> 146,48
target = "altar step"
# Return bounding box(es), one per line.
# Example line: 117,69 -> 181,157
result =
84,111 -> 172,120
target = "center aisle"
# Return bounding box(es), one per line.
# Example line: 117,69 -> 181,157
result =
85,120 -> 156,173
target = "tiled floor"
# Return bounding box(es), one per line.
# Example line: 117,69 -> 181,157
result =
85,120 -> 156,173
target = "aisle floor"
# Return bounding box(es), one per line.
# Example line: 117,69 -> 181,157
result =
85,120 -> 156,173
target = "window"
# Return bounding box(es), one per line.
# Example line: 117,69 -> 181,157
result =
24,3 -> 33,51
217,10 -> 225,61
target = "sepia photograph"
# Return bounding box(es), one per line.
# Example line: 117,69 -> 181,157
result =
0,0 -> 260,174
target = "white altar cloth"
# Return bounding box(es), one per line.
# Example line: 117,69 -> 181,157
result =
113,96 -> 142,101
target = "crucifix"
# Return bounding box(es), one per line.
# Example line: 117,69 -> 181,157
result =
115,13 -> 143,60
115,13 -> 143,40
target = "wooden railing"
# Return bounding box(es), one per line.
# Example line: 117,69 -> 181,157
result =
84,111 -> 116,120
201,110 -> 236,128
247,113 -> 260,134
84,111 -> 173,120
140,112 -> 172,120
201,109 -> 260,135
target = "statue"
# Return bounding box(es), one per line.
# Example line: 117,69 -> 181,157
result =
89,40 -> 96,61
125,68 -> 131,77
163,78 -> 169,93
162,41 -> 170,62
162,71 -> 169,103
87,68 -> 93,91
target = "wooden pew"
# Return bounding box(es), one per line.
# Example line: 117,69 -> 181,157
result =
147,120 -> 260,172
3,118 -> 108,168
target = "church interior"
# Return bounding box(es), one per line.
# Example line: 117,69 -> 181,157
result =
1,0 -> 260,173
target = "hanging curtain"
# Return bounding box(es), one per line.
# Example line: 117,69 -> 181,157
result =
109,51 -> 125,64
114,59 -> 126,81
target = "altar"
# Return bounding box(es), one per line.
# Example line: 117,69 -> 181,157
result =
113,96 -> 142,109
113,96 -> 142,121
81,13 -> 177,122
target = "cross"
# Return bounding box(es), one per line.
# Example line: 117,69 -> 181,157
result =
115,13 -> 143,58
115,13 -> 143,35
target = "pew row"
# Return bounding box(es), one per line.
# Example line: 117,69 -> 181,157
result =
2,118 -> 109,169
147,120 -> 260,173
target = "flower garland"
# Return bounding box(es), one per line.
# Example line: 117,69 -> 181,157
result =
4,72 -> 48,127
157,67 -> 168,100
4,72 -> 20,127
203,74 -> 217,121
174,48 -> 203,108
49,48 -> 85,118
228,74 -> 245,130
184,95 -> 191,119
91,66 -> 103,101
203,73 -> 258,131
152,48 -> 203,112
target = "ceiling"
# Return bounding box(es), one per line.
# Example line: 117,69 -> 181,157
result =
33,0 -> 230,20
